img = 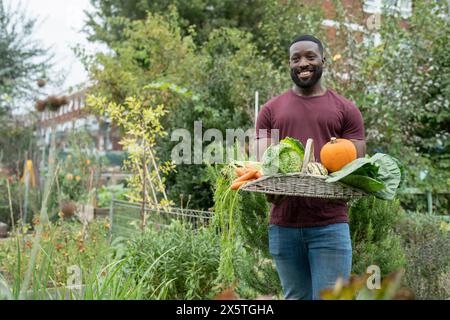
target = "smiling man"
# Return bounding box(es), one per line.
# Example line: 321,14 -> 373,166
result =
256,35 -> 366,300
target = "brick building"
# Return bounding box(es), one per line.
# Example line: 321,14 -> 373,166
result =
38,88 -> 122,153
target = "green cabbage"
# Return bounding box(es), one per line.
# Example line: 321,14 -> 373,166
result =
262,137 -> 304,175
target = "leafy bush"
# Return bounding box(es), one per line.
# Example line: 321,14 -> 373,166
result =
96,184 -> 129,208
233,246 -> 282,299
349,196 -> 406,276
122,220 -> 221,299
396,212 -> 450,299
56,130 -> 103,204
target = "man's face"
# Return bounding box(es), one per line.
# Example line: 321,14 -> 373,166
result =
289,41 -> 324,89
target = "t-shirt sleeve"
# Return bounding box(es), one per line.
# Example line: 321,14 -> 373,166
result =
341,103 -> 365,140
255,104 -> 272,140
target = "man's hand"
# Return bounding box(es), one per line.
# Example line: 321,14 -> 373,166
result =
266,194 -> 286,205
350,139 -> 366,158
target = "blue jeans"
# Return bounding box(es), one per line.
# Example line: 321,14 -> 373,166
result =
268,223 -> 352,300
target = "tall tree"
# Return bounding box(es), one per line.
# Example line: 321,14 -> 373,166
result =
85,0 -> 267,46
0,0 -> 51,110
0,0 -> 51,170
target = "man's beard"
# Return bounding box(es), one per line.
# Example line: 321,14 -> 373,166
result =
290,65 -> 323,89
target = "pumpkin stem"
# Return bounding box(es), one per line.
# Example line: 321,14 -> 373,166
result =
330,137 -> 337,144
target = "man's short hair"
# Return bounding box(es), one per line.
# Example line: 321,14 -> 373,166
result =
290,35 -> 324,56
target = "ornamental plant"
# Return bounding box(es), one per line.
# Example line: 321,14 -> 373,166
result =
87,90 -> 176,230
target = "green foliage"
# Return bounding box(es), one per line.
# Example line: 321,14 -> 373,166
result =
256,0 -> 326,69
0,176 -> 40,227
0,219 -> 158,300
396,213 -> 450,299
233,248 -> 282,299
349,196 -> 406,276
38,129 -> 105,220
0,219 -> 110,292
122,220 -> 221,299
209,164 -> 240,286
234,190 -> 282,298
0,119 -> 35,172
57,130 -> 101,203
357,1 -> 450,193
84,7 -> 286,210
96,184 -> 129,208
0,0 -> 51,108
86,0 -> 267,45
237,191 -> 270,255
87,92 -> 175,209
85,8 -> 199,101
208,162 -> 281,297
83,0 -> 448,215
0,0 -> 49,209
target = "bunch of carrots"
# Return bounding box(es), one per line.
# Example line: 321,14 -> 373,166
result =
230,166 -> 262,190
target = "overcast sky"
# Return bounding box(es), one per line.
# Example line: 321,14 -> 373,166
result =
6,0 -> 97,95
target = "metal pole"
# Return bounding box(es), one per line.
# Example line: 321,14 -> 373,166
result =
108,195 -> 115,242
254,91 -> 259,130
426,190 -> 433,215
23,163 -> 30,225
40,129 -> 47,191
6,178 -> 15,234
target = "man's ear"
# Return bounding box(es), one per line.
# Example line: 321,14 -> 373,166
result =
322,56 -> 326,64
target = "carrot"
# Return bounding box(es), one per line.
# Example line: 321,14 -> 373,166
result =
230,180 -> 249,190
233,170 -> 257,183
235,167 -> 246,177
244,163 -> 256,170
254,171 -> 262,179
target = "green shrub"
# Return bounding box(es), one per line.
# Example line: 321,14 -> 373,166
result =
396,212 -> 450,299
96,184 -> 129,208
349,196 -> 406,276
233,246 -> 282,299
122,220 -> 221,299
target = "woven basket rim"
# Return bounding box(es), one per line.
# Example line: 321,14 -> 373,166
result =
241,172 -> 367,199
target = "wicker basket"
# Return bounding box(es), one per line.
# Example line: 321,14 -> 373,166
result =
240,138 -> 367,200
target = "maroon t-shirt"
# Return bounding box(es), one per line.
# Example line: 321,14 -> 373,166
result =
256,88 -> 365,227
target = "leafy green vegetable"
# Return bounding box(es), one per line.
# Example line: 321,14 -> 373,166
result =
261,137 -> 304,175
326,158 -> 374,183
280,137 -> 305,157
340,175 -> 385,192
326,153 -> 402,200
370,153 -> 402,200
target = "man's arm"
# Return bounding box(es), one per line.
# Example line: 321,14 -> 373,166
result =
350,139 -> 366,158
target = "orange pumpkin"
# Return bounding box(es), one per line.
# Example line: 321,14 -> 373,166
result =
320,137 -> 356,173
